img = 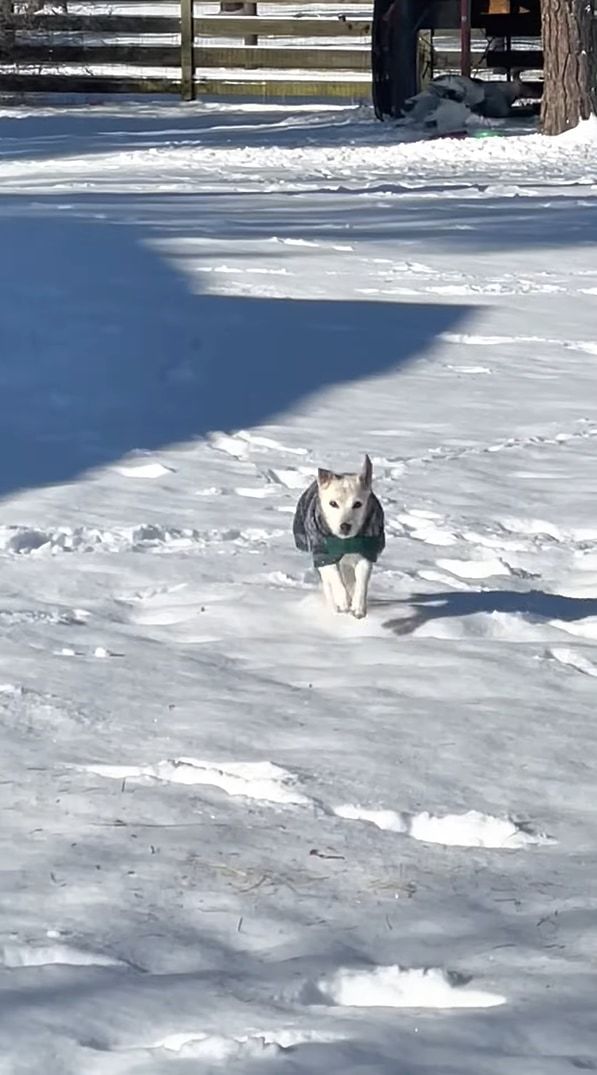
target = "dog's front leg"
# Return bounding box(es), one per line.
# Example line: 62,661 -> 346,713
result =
318,564 -> 349,613
350,557 -> 372,619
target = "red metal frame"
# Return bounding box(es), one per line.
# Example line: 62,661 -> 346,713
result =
460,0 -> 471,76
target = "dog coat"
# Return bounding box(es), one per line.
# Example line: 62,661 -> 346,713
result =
293,481 -> 385,568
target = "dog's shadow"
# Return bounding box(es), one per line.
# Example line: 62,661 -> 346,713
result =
374,590 -> 597,636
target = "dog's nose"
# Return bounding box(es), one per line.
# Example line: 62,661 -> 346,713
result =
340,522 -> 352,535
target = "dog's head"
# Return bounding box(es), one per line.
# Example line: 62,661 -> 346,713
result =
317,455 -> 373,539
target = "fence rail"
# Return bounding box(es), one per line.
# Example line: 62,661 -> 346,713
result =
0,1 -> 377,99
0,2 -> 539,101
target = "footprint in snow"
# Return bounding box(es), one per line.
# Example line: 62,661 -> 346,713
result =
0,606 -> 89,627
0,523 -> 282,558
55,646 -> 123,659
116,583 -> 188,603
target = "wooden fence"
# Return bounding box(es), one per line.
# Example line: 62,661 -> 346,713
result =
0,0 -> 376,99
0,2 -> 530,101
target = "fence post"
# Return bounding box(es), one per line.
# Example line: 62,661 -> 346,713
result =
180,0 -> 194,100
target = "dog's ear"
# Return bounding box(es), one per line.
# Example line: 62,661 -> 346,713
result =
317,468 -> 334,487
359,454 -> 372,488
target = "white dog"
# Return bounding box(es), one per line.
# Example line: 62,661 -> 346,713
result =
293,455 -> 385,619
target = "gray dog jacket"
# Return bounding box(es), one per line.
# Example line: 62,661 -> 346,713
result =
293,481 -> 385,568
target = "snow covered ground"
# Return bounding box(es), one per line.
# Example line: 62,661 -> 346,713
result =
0,99 -> 596,1073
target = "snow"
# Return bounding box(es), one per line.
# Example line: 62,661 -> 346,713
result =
317,964 -> 506,1008
0,97 -> 596,1073
116,461 -> 174,478
333,804 -> 553,848
85,758 -> 311,803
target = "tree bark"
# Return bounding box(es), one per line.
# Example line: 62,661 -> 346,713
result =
541,0 -> 597,134
0,0 -> 15,56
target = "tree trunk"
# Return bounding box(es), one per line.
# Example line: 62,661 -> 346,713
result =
541,0 -> 596,134
0,0 -> 15,56
372,0 -> 419,119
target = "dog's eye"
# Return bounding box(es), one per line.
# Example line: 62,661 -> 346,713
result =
329,500 -> 339,509
353,501 -> 362,510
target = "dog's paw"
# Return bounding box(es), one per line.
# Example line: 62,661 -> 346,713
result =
323,593 -> 349,614
333,598 -> 350,614
351,605 -> 367,620
327,588 -> 350,614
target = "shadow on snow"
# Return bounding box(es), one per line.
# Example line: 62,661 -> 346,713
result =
0,195 -> 469,499
383,589 -> 597,635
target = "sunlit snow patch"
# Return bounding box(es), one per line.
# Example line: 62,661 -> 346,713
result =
0,942 -> 126,969
154,1032 -> 281,1060
115,462 -> 173,478
154,1028 -> 341,1059
548,647 -> 597,677
318,965 -> 505,1009
436,557 -> 511,579
84,758 -> 309,805
334,805 -> 553,848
